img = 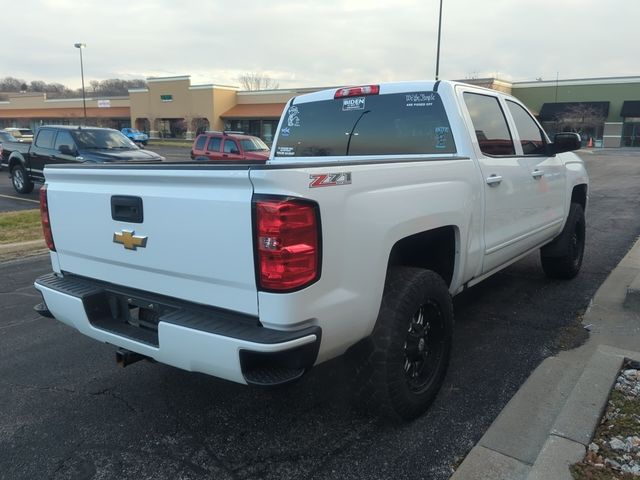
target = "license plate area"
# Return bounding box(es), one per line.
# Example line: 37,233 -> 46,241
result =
83,291 -> 175,346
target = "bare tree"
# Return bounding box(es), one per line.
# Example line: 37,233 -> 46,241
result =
237,73 -> 279,91
0,76 -> 146,98
28,80 -> 47,92
554,104 -> 606,134
0,77 -> 26,92
88,78 -> 147,97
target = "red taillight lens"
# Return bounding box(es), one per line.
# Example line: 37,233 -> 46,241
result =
39,185 -> 55,251
334,85 -> 380,98
255,197 -> 320,291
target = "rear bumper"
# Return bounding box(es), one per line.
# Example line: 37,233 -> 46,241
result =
34,273 -> 321,385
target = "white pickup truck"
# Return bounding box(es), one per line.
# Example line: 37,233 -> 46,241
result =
34,80 -> 588,420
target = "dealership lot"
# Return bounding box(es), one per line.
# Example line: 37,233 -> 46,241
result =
1,151 -> 640,479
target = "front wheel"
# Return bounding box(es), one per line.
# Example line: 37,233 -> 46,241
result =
11,164 -> 34,194
540,202 -> 586,279
350,267 -> 453,421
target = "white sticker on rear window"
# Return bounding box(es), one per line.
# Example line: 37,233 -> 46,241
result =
287,106 -> 301,127
276,146 -> 295,156
406,92 -> 436,107
435,126 -> 450,149
342,97 -> 366,111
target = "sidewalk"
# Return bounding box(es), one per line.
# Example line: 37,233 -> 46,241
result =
451,236 -> 640,479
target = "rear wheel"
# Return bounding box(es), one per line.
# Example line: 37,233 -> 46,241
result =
11,164 -> 34,194
540,202 -> 585,279
350,267 -> 453,421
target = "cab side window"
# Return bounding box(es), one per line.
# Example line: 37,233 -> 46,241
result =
194,135 -> 207,151
224,139 -> 239,154
506,100 -> 547,155
54,130 -> 75,152
207,137 -> 221,152
35,129 -> 56,149
463,92 -> 515,156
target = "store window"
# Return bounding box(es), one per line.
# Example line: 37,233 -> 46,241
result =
223,119 -> 280,145
622,119 -> 640,147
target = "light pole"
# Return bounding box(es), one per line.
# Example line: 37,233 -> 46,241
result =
74,43 -> 87,124
435,0 -> 443,80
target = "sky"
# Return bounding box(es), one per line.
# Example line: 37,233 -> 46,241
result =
4,0 -> 639,90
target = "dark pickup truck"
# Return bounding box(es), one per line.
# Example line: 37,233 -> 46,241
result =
1,125 -> 165,193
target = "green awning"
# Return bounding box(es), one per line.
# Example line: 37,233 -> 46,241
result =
620,101 -> 640,117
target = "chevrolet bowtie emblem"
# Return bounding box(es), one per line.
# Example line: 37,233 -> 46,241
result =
113,230 -> 148,250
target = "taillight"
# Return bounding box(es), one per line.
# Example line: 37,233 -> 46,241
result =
39,185 -> 55,251
334,85 -> 380,98
254,196 -> 320,292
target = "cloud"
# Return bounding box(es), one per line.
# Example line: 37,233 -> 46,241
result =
4,0 -> 640,89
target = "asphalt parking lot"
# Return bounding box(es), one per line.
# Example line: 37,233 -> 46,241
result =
0,169 -> 40,212
1,150 -> 640,479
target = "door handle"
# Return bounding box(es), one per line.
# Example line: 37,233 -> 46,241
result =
486,174 -> 503,186
531,169 -> 544,179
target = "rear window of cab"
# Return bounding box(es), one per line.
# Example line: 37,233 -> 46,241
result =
275,91 -> 456,157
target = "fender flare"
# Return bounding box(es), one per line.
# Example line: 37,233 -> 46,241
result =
8,152 -> 27,172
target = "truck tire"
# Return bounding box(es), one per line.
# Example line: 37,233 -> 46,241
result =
11,164 -> 34,194
350,267 -> 453,421
540,202 -> 585,279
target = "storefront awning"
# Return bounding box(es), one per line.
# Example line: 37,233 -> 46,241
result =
538,102 -> 609,121
620,101 -> 640,117
220,103 -> 286,119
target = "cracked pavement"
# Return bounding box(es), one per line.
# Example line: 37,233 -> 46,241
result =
1,151 -> 639,480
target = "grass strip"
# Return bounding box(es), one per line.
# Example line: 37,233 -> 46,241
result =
0,209 -> 42,244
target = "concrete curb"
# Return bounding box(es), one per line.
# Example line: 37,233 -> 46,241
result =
451,235 -> 640,480
0,239 -> 47,260
623,239 -> 640,310
528,347 -> 640,480
625,273 -> 640,310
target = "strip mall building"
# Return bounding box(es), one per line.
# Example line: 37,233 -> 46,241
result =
1,75 -> 639,147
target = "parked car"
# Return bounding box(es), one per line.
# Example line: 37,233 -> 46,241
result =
2,125 -> 164,193
4,127 -> 34,142
0,130 -> 17,171
121,128 -> 149,146
190,131 -> 270,162
33,80 -> 587,420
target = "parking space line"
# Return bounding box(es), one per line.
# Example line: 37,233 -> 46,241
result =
0,193 -> 40,204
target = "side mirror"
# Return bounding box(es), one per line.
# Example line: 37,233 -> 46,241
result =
58,144 -> 76,156
551,133 -> 581,154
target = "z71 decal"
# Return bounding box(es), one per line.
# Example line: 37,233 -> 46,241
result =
309,172 -> 352,188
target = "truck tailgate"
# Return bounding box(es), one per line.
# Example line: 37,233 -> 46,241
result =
44,166 -> 258,316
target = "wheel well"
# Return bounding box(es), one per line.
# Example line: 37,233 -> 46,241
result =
571,184 -> 587,210
8,156 -> 23,171
387,226 -> 457,287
